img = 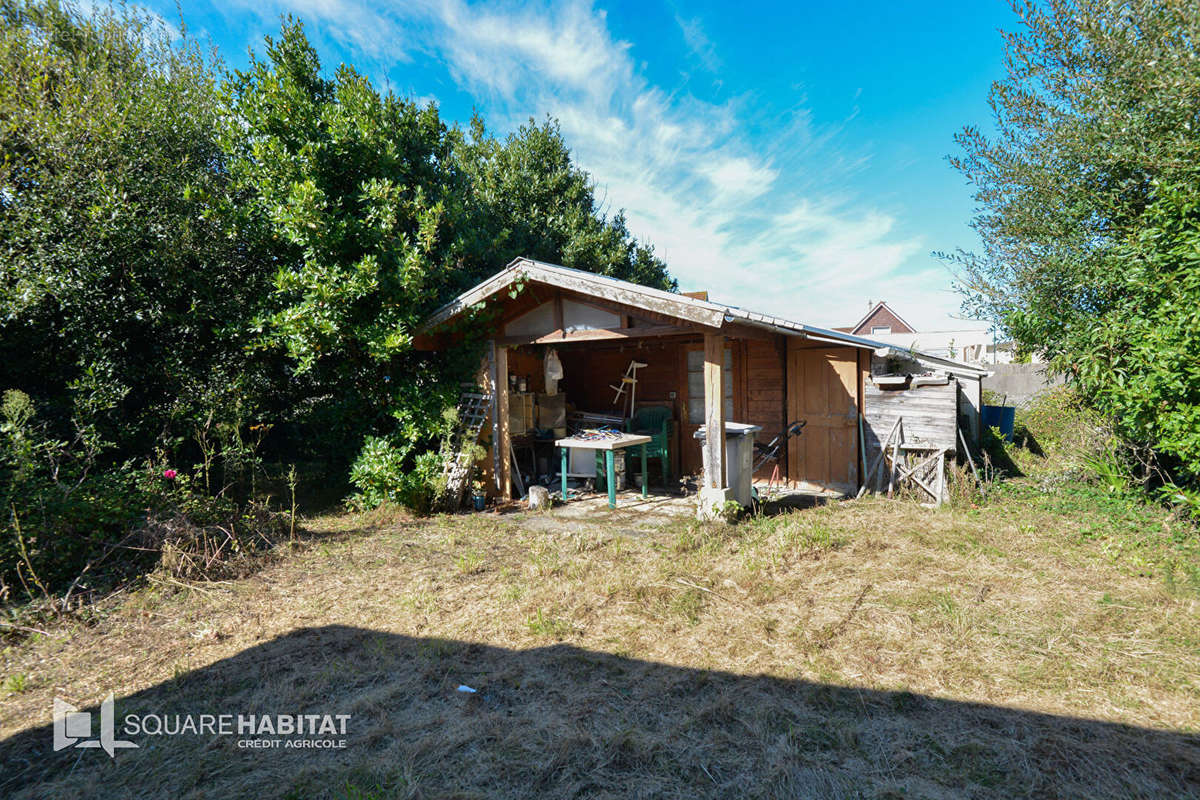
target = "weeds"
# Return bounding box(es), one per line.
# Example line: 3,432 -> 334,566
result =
669,587 -> 706,624
1,672 -> 27,693
455,550 -> 484,575
525,608 -> 571,639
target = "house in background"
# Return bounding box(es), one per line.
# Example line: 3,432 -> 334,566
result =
838,300 -> 1026,364
835,300 -> 917,337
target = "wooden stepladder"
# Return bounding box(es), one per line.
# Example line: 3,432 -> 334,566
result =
440,390 -> 492,509
610,360 -> 648,418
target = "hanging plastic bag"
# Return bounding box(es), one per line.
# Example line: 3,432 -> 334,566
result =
544,348 -> 564,394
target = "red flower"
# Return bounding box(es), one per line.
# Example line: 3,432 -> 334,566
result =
163,469 -> 177,480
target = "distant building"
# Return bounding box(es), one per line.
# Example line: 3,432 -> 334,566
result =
839,300 -> 1025,364
835,301 -> 916,337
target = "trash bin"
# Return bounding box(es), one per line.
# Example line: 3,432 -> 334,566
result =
981,405 -> 1016,443
694,422 -> 762,507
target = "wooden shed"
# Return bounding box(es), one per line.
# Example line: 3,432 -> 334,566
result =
417,258 -> 989,509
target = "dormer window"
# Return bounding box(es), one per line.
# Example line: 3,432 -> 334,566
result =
871,325 -> 892,335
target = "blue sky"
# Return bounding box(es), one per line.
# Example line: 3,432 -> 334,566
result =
142,0 -> 1014,331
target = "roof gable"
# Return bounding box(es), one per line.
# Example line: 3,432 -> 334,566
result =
850,301 -> 916,335
421,258 -> 727,332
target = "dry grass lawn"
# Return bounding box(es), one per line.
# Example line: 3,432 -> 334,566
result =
1,480 -> 1198,798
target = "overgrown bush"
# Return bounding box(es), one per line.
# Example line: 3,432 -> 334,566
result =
0,388 -> 300,606
350,440 -> 447,514
0,0 -> 684,599
1001,387 -> 1198,518
949,1 -> 1200,491
0,390 -> 149,602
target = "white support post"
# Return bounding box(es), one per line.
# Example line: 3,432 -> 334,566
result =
697,332 -> 732,519
496,344 -> 511,502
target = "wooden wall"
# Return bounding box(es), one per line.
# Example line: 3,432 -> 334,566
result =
554,341 -> 683,420
862,379 -> 959,491
505,347 -> 548,395
745,338 -> 786,478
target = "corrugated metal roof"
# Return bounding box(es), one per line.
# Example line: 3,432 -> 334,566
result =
422,257 -> 990,378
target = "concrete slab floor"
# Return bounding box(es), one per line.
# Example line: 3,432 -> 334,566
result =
502,482 -> 838,538
509,489 -> 693,537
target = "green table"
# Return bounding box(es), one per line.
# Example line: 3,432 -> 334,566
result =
555,433 -> 652,509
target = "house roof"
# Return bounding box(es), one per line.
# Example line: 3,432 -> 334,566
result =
848,300 -> 916,335
422,258 -> 990,378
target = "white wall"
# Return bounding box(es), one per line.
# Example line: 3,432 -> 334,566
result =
866,329 -> 1032,365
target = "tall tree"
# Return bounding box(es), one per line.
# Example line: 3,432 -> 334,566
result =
0,0 -> 276,452
457,115 -> 675,293
225,22 -> 675,473
223,20 -> 478,463
950,0 -> 1200,481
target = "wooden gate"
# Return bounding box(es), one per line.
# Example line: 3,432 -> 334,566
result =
786,343 -> 862,494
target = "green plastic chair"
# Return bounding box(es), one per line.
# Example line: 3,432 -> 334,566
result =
628,405 -> 673,487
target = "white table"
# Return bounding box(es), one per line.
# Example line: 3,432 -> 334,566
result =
555,433 -> 652,508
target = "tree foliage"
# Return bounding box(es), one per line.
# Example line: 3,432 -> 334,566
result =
0,2 -> 677,597
950,0 -> 1200,483
225,20 -> 675,468
0,0 -> 278,453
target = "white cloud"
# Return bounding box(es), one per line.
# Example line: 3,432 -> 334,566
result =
429,0 -> 630,104
223,0 -> 406,62
698,157 -> 778,200
248,0 -> 972,330
675,14 -> 720,72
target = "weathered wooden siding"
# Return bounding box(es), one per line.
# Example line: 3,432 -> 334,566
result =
745,337 -> 786,478
862,379 -> 959,477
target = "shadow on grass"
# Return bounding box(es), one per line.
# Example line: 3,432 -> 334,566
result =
2,626 -> 1196,799
980,426 -> 1025,478
755,492 -> 829,516
1011,425 -> 1045,458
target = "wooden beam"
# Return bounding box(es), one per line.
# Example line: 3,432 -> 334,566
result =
496,344 -> 511,502
703,332 -> 727,490
721,321 -> 780,343
552,293 -> 564,336
557,288 -> 717,330
485,341 -> 499,492
497,324 -> 695,347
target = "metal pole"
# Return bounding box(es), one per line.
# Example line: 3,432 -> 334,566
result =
561,447 -> 568,501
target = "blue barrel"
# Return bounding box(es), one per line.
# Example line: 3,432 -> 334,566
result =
981,405 -> 1016,442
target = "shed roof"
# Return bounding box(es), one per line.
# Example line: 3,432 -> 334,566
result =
422,258 -> 990,378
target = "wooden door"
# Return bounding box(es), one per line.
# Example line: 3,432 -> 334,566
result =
787,344 -> 861,493
681,344 -> 735,476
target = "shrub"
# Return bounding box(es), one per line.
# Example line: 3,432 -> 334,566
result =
349,438 -> 448,514
0,390 -> 149,601
1,388 -> 294,606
